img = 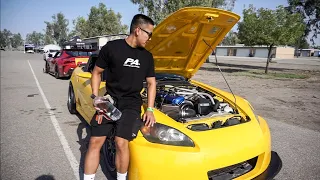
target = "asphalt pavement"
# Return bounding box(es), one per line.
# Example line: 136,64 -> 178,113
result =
1,51 -> 320,180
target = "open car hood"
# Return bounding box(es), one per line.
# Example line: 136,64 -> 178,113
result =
145,7 -> 240,79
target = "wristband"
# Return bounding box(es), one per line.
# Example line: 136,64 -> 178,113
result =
146,107 -> 154,112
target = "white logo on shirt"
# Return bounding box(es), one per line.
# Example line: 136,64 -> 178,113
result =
123,58 -> 140,68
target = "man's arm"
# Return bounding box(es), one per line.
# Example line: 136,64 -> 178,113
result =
146,77 -> 156,108
91,44 -> 109,96
143,76 -> 156,127
91,66 -> 105,96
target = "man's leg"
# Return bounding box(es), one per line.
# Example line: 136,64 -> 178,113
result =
115,136 -> 129,179
84,136 -> 106,178
114,108 -> 142,180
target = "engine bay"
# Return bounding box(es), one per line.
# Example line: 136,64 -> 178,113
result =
142,81 -> 245,129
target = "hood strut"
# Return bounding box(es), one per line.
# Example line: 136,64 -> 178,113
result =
202,39 -> 239,114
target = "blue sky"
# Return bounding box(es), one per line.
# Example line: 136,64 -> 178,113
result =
3,0 -> 317,45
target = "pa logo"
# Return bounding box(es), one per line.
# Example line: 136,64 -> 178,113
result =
123,58 -> 140,68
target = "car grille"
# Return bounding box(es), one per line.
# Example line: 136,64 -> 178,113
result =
207,156 -> 257,180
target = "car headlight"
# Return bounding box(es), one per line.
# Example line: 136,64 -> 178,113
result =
140,123 -> 195,147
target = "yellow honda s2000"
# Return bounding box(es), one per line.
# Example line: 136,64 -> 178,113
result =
68,7 -> 282,180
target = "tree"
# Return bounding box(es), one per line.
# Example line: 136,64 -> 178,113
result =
52,13 -> 69,45
293,36 -> 310,49
26,31 -> 44,46
0,29 -> 12,48
71,3 -> 128,38
287,0 -> 320,45
70,16 -> 89,39
0,31 -> 6,48
44,22 -> 54,44
44,12 -> 69,46
222,31 -> 239,45
10,33 -> 23,48
238,5 -> 305,73
130,0 -> 236,25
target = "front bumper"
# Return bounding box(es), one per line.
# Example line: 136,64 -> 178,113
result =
253,151 -> 282,180
128,116 -> 281,180
129,140 -> 276,180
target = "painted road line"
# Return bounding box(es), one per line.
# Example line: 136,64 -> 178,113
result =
27,60 -> 80,180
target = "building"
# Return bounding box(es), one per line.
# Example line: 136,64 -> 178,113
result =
82,34 -> 128,50
294,49 -> 320,57
63,36 -> 86,49
215,45 -> 295,59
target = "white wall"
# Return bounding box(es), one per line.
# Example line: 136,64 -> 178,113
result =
237,48 -> 250,57
99,35 -> 127,49
216,48 -> 228,56
255,49 -> 269,58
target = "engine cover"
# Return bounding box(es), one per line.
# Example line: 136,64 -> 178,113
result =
195,98 -> 212,115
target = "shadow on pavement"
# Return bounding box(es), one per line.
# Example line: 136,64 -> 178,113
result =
200,66 -> 248,73
35,175 -> 55,180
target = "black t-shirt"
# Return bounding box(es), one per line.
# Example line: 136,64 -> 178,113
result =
95,39 -> 155,105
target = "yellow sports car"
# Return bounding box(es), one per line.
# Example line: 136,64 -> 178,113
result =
68,7 -> 282,180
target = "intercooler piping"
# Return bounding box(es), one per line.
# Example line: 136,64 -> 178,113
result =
175,91 -> 216,106
175,87 -> 206,98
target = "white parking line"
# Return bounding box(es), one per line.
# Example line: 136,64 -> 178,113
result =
27,60 -> 80,180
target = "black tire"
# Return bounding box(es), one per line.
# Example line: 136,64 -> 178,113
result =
55,66 -> 60,79
67,82 -> 77,114
102,133 -> 117,179
43,62 -> 49,73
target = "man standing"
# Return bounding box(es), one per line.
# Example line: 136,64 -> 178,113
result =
83,14 -> 156,180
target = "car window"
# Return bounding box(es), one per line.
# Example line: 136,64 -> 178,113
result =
53,52 -> 61,58
85,56 -> 98,73
84,55 -> 106,81
66,51 -> 93,57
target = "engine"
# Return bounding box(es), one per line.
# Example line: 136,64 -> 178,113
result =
154,84 -> 235,122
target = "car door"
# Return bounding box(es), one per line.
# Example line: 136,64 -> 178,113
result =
77,55 -> 107,119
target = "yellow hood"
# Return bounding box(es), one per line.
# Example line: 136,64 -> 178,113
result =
145,7 -> 240,79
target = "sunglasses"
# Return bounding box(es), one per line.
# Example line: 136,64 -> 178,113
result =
139,27 -> 152,39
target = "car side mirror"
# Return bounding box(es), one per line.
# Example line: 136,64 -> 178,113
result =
48,54 -> 53,57
77,72 -> 92,78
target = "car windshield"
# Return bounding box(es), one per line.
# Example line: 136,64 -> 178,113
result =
49,49 -> 60,53
66,50 -> 93,57
155,73 -> 185,81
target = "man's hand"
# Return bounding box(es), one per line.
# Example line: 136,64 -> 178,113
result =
143,111 -> 156,127
92,96 -> 111,124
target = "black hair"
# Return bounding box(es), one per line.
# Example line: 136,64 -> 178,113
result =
130,14 -> 155,34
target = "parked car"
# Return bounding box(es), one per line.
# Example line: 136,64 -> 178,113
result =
68,7 -> 282,180
44,48 -> 95,79
43,44 -> 62,61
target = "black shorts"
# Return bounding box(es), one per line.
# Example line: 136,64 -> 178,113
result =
90,99 -> 143,141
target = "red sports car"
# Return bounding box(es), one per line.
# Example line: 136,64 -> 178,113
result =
44,49 -> 96,78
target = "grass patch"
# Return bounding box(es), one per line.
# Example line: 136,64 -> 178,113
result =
232,70 -> 309,79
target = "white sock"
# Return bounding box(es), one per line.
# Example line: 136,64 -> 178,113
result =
84,174 -> 95,180
117,172 -> 127,180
